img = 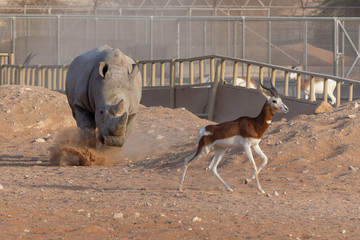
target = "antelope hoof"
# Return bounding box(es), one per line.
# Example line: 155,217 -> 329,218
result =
227,187 -> 234,192
259,189 -> 265,194
177,186 -> 183,192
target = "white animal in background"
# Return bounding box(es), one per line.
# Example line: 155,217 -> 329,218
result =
177,83 -> 289,194
234,76 -> 258,89
197,75 -> 258,89
289,67 -> 337,105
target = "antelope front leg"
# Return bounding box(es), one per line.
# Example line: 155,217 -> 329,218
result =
245,144 -> 268,184
244,144 -> 265,194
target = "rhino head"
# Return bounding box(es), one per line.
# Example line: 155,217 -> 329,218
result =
95,58 -> 140,147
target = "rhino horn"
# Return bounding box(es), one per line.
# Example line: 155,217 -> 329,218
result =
110,112 -> 128,136
109,99 -> 125,116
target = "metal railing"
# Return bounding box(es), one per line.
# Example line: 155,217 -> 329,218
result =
138,55 -> 360,107
1,55 -> 359,107
0,64 -> 68,91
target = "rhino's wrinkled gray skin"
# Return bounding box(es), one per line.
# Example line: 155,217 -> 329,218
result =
66,45 -> 142,147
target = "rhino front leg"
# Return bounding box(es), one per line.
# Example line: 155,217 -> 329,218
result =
74,105 -> 97,147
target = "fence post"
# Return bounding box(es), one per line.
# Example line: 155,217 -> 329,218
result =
284,71 -> 289,96
179,61 -> 184,85
246,64 -> 252,88
323,78 -> 328,102
348,83 -> 353,102
336,81 -> 341,107
189,60 -> 194,84
199,59 -> 204,83
207,60 -> 221,121
310,76 -> 315,101
232,61 -> 238,86
142,63 -> 147,87
151,62 -> 156,86
259,66 -> 264,86
170,59 -> 176,108
296,74 -> 302,99
0,66 -> 4,85
160,62 -> 165,86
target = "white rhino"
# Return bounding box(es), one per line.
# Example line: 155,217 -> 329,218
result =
66,45 -> 142,147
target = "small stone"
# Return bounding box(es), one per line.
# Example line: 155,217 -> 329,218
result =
348,114 -> 356,119
113,213 -> 124,219
341,229 -> 346,234
0,184 -> 3,190
133,212 -> 140,218
190,216 -> 202,222
273,191 -> 279,197
348,165 -> 358,171
33,138 -> 45,143
156,135 -> 164,140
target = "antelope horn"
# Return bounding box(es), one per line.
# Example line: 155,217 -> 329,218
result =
260,82 -> 279,97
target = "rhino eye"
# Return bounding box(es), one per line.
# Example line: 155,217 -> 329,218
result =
100,110 -> 104,115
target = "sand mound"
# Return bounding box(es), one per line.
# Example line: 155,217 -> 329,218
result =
0,85 -> 75,140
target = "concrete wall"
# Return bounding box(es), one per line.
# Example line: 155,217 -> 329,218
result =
141,83 -> 318,123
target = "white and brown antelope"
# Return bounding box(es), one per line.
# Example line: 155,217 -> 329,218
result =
290,66 -> 337,105
178,83 -> 289,194
198,75 -> 258,89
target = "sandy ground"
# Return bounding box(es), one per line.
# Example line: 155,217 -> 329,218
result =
1,85 -> 360,239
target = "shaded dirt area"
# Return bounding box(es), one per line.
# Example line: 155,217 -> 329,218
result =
1,85 -> 360,239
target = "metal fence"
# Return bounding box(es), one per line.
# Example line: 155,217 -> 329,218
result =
0,15 -> 360,80
2,54 -> 360,108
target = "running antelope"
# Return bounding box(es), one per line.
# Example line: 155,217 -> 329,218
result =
178,83 -> 289,194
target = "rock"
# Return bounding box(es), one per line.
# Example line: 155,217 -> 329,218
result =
113,212 -> 124,219
156,135 -> 164,140
0,184 -> 3,190
32,138 -> 46,143
348,165 -> 358,171
273,191 -> 279,197
191,216 -> 202,222
347,114 -> 356,119
314,101 -> 333,114
133,212 -> 140,218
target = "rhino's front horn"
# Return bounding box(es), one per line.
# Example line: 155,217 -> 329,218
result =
110,112 -> 128,136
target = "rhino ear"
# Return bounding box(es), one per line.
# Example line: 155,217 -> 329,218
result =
99,62 -> 109,78
128,64 -> 139,80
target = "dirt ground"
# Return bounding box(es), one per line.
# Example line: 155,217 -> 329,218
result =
1,85 -> 360,240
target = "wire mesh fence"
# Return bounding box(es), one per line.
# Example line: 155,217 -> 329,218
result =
0,15 -> 359,80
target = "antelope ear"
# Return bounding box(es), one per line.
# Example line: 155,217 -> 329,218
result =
260,89 -> 271,100
99,62 -> 109,78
